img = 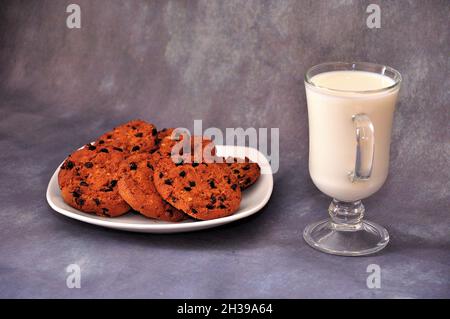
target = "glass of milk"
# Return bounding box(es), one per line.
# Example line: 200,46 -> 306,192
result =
303,62 -> 401,256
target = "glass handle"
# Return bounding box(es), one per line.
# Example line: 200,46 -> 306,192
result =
349,113 -> 375,182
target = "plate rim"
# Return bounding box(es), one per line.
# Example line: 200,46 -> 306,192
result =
46,145 -> 273,232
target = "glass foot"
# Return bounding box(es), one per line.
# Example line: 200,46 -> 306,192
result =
303,219 -> 389,256
303,199 -> 389,256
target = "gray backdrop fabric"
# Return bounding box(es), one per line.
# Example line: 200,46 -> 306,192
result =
0,0 -> 448,298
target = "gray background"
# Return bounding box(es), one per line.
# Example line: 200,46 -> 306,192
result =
0,0 -> 449,298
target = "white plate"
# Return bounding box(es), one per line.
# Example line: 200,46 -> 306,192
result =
46,145 -> 273,233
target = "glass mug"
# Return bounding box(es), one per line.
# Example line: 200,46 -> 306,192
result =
303,62 -> 401,256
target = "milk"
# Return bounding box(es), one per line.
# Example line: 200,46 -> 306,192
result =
305,70 -> 399,202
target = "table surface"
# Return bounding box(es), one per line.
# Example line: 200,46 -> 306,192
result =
0,0 -> 449,298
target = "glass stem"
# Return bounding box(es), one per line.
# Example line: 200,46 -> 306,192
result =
328,199 -> 365,231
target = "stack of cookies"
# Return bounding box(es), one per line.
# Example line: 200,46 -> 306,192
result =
58,120 -> 261,221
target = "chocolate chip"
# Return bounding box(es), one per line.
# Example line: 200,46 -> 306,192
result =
231,184 -> 238,191
243,165 -> 250,171
184,187 -> 192,192
93,198 -> 101,206
192,162 -> 200,168
189,181 -> 196,187
63,161 -> 74,170
152,128 -> 157,136
233,169 -> 240,174
219,204 -> 226,209
102,208 -> 109,215
102,180 -> 117,192
87,144 -> 96,151
164,179 -> 173,185
179,171 -> 186,177
171,196 -> 177,203
218,195 -> 226,202
159,172 -> 164,178
84,162 -> 93,168
113,147 -> 123,152
206,204 -> 214,210
208,180 -> 216,189
131,146 -> 140,152
210,195 -> 216,204
146,162 -> 154,170
107,135 -> 112,139
191,208 -> 198,214
175,158 -> 184,166
130,162 -> 137,170
79,181 -> 89,186
245,177 -> 252,185
134,132 -> 143,137
76,198 -> 85,206
131,126 -> 137,130
98,140 -> 105,144
225,176 -> 231,184
100,148 -> 109,153
72,189 -> 81,198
